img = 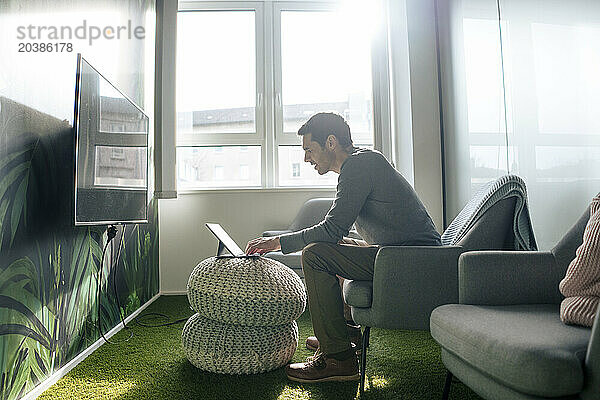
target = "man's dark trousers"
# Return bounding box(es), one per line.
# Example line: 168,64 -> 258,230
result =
301,242 -> 378,355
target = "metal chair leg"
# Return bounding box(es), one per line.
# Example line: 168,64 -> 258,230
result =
442,371 -> 453,400
359,326 -> 371,395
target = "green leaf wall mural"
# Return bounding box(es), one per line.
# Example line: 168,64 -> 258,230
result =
0,1 -> 157,398
0,126 -> 159,400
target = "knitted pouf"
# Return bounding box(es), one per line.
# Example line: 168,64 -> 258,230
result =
182,313 -> 299,374
187,256 -> 306,326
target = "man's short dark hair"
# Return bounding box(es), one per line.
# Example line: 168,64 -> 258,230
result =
297,112 -> 353,148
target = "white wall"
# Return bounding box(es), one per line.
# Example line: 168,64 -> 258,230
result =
388,0 -> 444,231
405,0 -> 444,231
159,189 -> 334,292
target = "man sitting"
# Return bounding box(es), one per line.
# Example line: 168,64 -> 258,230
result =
246,112 -> 441,383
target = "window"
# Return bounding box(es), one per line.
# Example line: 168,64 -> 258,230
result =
110,147 -> 125,159
177,10 -> 256,136
278,10 -> 373,141
177,146 -> 261,188
240,164 -> 250,180
214,165 -> 224,180
292,163 -> 300,177
176,1 -> 386,189
439,0 -> 600,249
278,145 -> 337,186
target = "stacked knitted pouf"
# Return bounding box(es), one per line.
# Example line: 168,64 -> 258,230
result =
182,256 -> 307,374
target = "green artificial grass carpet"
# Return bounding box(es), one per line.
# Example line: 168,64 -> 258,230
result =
39,296 -> 483,400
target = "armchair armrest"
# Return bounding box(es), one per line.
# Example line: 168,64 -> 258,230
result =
369,245 -> 464,330
458,251 -> 563,305
582,310 -> 600,400
262,230 -> 292,237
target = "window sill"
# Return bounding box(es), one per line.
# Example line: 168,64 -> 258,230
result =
175,186 -> 336,195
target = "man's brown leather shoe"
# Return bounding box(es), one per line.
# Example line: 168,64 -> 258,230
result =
305,325 -> 362,353
286,352 -> 359,383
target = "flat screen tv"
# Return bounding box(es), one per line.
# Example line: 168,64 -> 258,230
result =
74,54 -> 149,225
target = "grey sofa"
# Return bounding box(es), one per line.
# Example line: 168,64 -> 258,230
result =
430,205 -> 599,400
263,198 -> 334,278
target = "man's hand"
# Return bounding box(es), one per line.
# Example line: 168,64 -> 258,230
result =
245,236 -> 281,255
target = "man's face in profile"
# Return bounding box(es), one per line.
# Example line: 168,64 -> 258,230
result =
302,133 -> 333,175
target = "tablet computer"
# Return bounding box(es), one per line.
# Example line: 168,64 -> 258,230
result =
206,223 -> 258,258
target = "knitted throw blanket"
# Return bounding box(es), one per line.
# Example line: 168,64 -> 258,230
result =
441,175 -> 537,250
559,194 -> 600,327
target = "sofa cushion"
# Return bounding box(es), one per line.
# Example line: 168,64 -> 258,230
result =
265,251 -> 302,277
431,304 -> 591,397
343,280 -> 373,308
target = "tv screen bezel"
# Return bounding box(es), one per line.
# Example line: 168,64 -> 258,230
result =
73,53 -> 150,226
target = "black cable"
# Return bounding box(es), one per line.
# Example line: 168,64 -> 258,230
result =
118,226 -> 189,328
99,225 -> 187,333
434,0 -> 448,229
96,225 -> 132,344
496,0 -> 511,174
96,239 -> 114,344
134,312 -> 188,328
112,225 -> 128,331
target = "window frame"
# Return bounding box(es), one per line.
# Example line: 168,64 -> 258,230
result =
272,1 -> 334,148
176,0 -> 391,190
177,2 -> 265,148
272,2 -> 379,187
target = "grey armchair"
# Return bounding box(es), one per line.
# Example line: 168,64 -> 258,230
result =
263,198 -> 334,278
431,204 -> 599,400
343,175 -> 534,393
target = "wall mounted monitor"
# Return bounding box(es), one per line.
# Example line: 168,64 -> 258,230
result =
74,54 -> 149,225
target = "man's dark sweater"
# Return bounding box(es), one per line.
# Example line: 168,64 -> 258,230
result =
279,148 -> 441,254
